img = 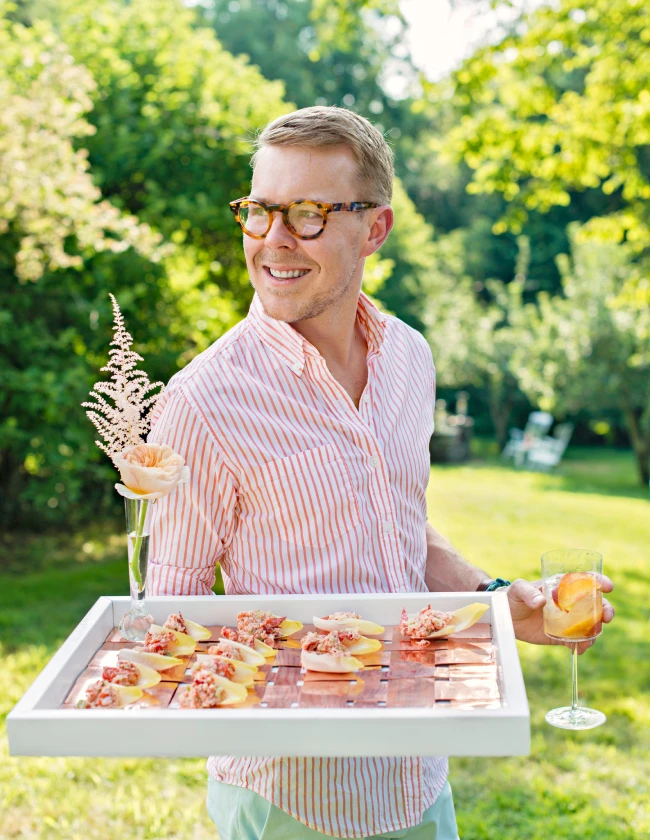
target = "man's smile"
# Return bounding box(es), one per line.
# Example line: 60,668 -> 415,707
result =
261,264 -> 314,285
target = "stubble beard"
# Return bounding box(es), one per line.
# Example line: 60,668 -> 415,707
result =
254,260 -> 359,325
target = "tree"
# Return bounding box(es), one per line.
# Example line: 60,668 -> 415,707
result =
0,10 -> 161,283
0,0 -> 290,527
512,225 -> 650,485
423,235 -> 530,447
439,0 -> 650,250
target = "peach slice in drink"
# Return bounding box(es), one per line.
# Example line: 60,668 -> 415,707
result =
557,572 -> 601,613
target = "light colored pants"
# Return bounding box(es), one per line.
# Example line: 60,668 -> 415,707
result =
206,778 -> 459,840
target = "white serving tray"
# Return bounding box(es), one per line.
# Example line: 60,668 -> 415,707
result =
7,592 -> 530,758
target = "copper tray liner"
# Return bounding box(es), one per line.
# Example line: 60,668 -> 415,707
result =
64,625 -> 501,710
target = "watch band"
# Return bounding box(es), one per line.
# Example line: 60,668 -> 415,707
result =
476,577 -> 511,592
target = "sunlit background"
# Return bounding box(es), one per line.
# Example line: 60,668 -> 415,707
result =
2,0 -> 648,837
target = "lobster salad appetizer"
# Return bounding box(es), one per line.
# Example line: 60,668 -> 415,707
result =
118,646 -> 183,672
180,663 -> 247,709
209,639 -> 266,667
300,630 -> 367,673
163,611 -> 211,641
194,652 -> 256,686
101,656 -> 161,689
76,678 -> 142,709
313,611 -> 385,636
221,610 -> 301,656
400,603 -> 489,641
140,624 -> 197,657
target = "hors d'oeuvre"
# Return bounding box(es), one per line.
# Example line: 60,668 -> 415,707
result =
209,639 -> 266,667
221,609 -> 300,657
163,611 -> 211,641
224,610 -> 302,648
195,652 -> 256,686
76,678 -> 142,709
221,626 -> 276,658
118,647 -> 183,672
180,664 -> 247,708
399,603 -> 489,641
313,611 -> 385,636
333,628 -> 383,655
300,631 -> 364,673
141,624 -> 197,656
102,657 -> 161,689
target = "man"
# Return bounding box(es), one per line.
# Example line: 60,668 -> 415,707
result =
148,106 -> 614,840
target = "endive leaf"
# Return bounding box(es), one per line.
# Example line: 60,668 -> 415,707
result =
344,636 -> 383,655
195,654 -> 256,686
301,651 -> 364,673
253,638 -> 276,658
149,624 -> 197,656
279,619 -> 303,637
216,638 -> 266,666
313,616 -> 385,635
183,618 -> 212,641
118,648 -> 183,672
450,603 -> 489,633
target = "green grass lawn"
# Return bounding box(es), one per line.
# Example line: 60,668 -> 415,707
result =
1,447 -> 649,839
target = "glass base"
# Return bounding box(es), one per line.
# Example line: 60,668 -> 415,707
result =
546,705 -> 606,730
118,608 -> 154,642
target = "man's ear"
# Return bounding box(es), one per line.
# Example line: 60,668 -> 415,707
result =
360,206 -> 394,258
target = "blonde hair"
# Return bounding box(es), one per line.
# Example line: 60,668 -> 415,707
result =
251,106 -> 394,205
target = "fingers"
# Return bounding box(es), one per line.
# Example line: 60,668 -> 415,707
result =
598,574 -> 614,593
602,597 -> 615,623
508,578 -> 546,609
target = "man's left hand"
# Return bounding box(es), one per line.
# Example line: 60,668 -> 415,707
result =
506,577 -> 615,654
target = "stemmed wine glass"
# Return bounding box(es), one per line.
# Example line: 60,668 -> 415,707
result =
541,549 -> 606,730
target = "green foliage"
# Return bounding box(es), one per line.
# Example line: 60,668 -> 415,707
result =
441,0 -> 650,248
0,0 -> 290,527
423,235 -> 531,446
512,225 -> 650,483
197,0 -> 417,126
0,8 -> 162,282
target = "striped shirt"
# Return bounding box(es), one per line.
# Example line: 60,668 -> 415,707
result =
148,291 -> 448,838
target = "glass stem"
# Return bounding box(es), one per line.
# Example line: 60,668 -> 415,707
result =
571,642 -> 579,711
130,499 -> 149,589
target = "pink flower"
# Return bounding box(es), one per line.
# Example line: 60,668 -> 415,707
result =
114,443 -> 189,500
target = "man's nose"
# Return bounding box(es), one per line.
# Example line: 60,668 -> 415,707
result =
264,211 -> 296,249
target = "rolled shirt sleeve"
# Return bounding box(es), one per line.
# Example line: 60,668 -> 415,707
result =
147,388 -> 239,596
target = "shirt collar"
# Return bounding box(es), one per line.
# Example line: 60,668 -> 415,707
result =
248,291 -> 387,376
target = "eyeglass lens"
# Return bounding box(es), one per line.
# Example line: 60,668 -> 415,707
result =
239,201 -> 325,237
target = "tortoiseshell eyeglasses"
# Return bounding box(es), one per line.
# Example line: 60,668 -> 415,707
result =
229,197 -> 380,240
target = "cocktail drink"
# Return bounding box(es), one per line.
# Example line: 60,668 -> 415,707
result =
543,573 -> 602,642
541,549 -> 606,730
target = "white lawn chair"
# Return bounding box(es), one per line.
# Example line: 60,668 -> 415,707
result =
525,423 -> 574,470
502,411 -> 554,466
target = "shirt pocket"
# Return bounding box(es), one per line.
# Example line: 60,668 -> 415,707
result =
250,444 -> 361,548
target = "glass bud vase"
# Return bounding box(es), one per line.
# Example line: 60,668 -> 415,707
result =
118,497 -> 154,642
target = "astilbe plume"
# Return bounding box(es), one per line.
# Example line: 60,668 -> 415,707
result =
83,294 -> 164,461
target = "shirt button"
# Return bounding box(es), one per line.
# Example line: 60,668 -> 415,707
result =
370,456 -> 380,469
291,362 -> 301,373
383,520 -> 393,534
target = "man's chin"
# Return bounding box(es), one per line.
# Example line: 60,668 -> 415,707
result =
255,289 -> 313,324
